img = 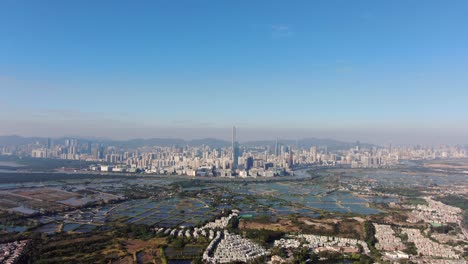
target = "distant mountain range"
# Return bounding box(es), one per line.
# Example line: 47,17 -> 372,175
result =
0,135 -> 376,150
0,135 -> 47,147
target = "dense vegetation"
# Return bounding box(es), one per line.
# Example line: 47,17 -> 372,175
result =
24,223 -> 173,263
363,221 -> 376,248
405,197 -> 428,206
403,242 -> 418,255
430,224 -> 456,234
26,231 -> 114,264
227,216 -> 240,231
0,211 -> 37,227
435,195 -> 468,210
373,187 -> 424,197
292,247 -> 318,263
363,220 -> 381,261
243,229 -> 285,246
113,223 -> 154,240
463,210 -> 468,230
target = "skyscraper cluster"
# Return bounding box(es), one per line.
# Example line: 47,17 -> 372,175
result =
3,128 -> 467,177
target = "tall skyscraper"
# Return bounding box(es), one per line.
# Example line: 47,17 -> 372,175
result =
246,156 -> 254,170
46,138 -> 53,149
288,147 -> 294,168
232,126 -> 238,170
93,147 -> 99,160
311,146 -> 317,162
275,138 -> 279,156
87,141 -> 92,154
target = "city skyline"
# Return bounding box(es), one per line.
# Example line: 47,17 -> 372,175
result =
1,2 -> 468,263
1,1 -> 468,144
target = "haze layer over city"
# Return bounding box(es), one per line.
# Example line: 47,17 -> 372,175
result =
1,1 -> 468,264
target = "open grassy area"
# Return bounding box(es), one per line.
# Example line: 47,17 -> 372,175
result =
405,197 -> 428,206
239,215 -> 365,240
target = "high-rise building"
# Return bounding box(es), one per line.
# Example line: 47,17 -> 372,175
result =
288,147 -> 294,168
246,156 -> 254,170
311,146 -> 317,162
232,126 -> 238,170
71,139 -> 79,147
46,138 -> 53,149
87,141 -> 92,154
275,138 -> 279,156
93,147 -> 99,160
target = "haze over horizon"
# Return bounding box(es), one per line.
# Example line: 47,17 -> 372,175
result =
1,126 -> 467,146
1,1 -> 468,145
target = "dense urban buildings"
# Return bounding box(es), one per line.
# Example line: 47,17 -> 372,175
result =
1,134 -> 468,263
2,1 -> 468,263
11,130 -> 467,178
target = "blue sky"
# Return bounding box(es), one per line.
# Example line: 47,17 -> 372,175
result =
1,0 -> 468,144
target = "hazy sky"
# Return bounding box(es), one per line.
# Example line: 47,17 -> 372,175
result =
1,0 -> 468,144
